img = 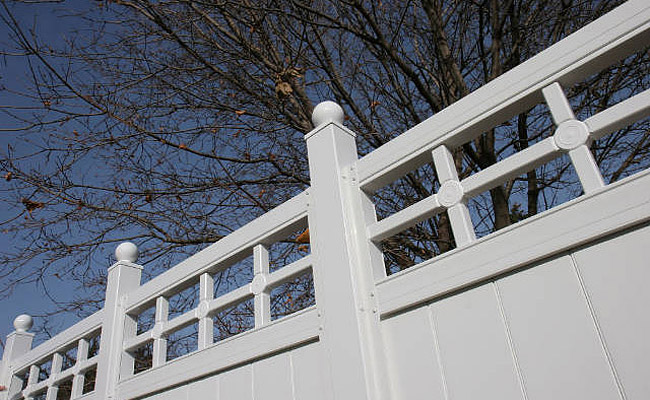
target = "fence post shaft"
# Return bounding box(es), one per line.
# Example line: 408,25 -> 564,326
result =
0,315 -> 34,400
305,102 -> 390,400
95,242 -> 143,400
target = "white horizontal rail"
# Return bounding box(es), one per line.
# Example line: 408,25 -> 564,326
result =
123,332 -> 153,353
357,0 -> 650,192
266,255 -> 312,288
25,380 -> 48,396
376,168 -> 650,317
461,137 -> 559,198
124,285 -> 255,352
367,195 -> 443,243
11,311 -> 103,374
207,285 -> 252,318
117,307 -> 320,400
125,189 -> 309,314
585,88 -> 650,139
72,393 -> 97,400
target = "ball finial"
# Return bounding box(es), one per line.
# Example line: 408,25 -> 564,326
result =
115,242 -> 139,263
14,314 -> 33,333
312,101 -> 344,127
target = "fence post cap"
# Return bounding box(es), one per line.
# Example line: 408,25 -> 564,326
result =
13,314 -> 33,333
115,242 -> 139,263
312,101 -> 344,127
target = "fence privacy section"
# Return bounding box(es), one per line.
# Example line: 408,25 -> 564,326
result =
2,0 -> 650,399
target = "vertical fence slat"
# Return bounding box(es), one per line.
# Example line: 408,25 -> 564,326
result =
543,82 -> 605,194
569,145 -> 606,193
431,145 -> 477,247
253,244 -> 271,328
70,338 -> 89,398
27,364 -> 39,396
45,353 -> 62,400
542,82 -> 576,124
152,296 -> 169,368
198,273 -> 215,350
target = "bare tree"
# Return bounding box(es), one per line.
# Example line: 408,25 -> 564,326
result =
0,0 -> 648,340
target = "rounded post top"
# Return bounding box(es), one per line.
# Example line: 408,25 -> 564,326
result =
312,101 -> 344,127
115,241 -> 139,263
14,314 -> 33,333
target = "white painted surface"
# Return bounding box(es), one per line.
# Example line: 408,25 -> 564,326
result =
377,168 -> 650,317
219,365 -> 253,400
432,284 -> 522,400
574,224 -> 650,400
305,116 -> 389,400
187,375 -> 218,400
382,225 -> 650,400
134,341 -> 330,400
290,341 -> 332,400
252,353 -> 293,400
496,256 -> 619,400
144,384 -> 187,400
382,307 -> 446,400
117,308 -> 319,399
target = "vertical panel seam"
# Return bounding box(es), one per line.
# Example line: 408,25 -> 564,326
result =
216,374 -> 221,400
427,305 -> 450,400
570,254 -> 627,400
493,281 -> 529,400
251,363 -> 256,400
288,353 -> 298,400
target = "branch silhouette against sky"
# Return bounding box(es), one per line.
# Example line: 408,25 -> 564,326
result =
0,0 -> 648,347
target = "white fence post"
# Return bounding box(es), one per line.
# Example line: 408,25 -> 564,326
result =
305,101 -> 390,400
0,315 -> 34,400
94,242 -> 143,400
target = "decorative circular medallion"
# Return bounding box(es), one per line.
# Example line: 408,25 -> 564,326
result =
196,300 -> 210,319
554,120 -> 589,150
437,180 -> 464,208
151,323 -> 164,340
250,274 -> 267,295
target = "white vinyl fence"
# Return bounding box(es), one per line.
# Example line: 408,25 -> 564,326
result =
2,0 -> 650,399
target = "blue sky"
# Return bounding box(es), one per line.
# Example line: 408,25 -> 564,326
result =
0,0 -> 91,346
